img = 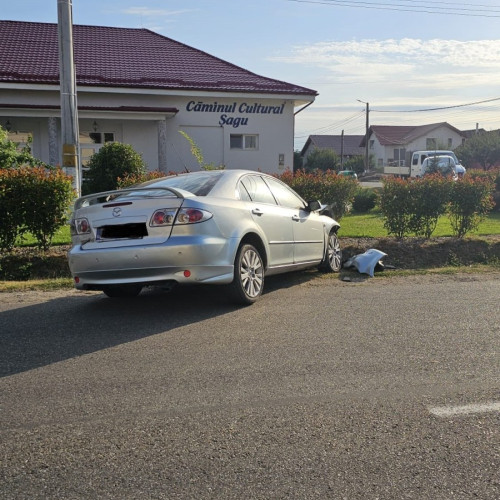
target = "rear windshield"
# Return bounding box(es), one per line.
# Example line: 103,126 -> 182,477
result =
143,171 -> 224,196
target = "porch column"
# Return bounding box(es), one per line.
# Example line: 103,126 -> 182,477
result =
157,120 -> 167,173
48,117 -> 59,166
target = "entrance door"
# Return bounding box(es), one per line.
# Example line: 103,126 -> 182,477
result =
80,131 -> 115,170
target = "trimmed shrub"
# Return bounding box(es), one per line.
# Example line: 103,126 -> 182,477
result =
0,166 -> 74,250
379,177 -> 413,239
276,169 -> 358,220
352,187 -> 378,213
448,176 -> 494,238
0,168 -> 25,250
83,142 -> 146,194
408,175 -> 452,239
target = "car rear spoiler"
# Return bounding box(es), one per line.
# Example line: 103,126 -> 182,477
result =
73,186 -> 194,210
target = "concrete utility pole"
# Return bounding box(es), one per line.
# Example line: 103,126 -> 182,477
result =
57,0 -> 81,196
340,129 -> 344,169
357,99 -> 370,173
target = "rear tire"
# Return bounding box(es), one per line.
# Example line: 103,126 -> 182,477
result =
102,284 -> 143,298
229,243 -> 264,305
319,231 -> 342,272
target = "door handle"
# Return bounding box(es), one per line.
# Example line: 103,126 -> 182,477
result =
292,215 -> 300,221
252,208 -> 263,216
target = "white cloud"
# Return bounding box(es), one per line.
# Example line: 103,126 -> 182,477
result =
272,38 -> 500,74
286,38 -> 500,145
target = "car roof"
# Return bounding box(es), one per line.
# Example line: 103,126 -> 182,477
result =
143,169 -> 280,198
422,155 -> 455,162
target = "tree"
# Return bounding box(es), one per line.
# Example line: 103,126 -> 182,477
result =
304,148 -> 339,172
342,155 -> 365,175
293,150 -> 303,172
455,131 -> 500,171
83,142 -> 146,194
0,126 -> 47,168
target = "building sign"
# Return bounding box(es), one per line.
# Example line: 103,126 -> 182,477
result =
186,101 -> 285,128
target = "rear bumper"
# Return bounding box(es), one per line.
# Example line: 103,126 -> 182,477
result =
68,235 -> 236,289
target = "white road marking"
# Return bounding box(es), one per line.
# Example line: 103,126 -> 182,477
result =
429,401 -> 500,417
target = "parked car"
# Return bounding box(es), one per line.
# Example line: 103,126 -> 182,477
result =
421,155 -> 458,180
68,170 -> 342,304
338,170 -> 358,179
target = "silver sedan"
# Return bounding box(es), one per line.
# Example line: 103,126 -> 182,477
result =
68,170 -> 341,304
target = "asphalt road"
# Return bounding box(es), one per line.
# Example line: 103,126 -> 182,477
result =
1,272 -> 499,499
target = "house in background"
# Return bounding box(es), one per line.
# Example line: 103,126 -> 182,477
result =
360,122 -> 465,168
0,20 -> 316,178
300,134 -> 365,167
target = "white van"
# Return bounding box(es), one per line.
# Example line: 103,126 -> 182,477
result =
410,150 -> 465,177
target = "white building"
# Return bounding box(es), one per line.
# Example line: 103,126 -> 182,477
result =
360,123 -> 465,168
0,21 -> 317,177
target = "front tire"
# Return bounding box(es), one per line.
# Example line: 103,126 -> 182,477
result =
229,243 -> 264,305
102,284 -> 143,298
319,231 -> 342,272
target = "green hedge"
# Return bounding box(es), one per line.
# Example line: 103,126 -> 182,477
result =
277,169 -> 358,220
0,167 -> 74,251
380,175 -> 494,239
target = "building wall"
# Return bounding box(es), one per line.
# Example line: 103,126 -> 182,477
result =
1,88 -> 297,175
166,97 -> 294,173
371,125 -> 464,167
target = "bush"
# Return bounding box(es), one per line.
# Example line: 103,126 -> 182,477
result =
0,126 -> 49,169
0,168 -> 25,250
303,149 -> 339,172
343,156 -> 366,176
0,166 -> 74,251
448,176 -> 494,238
379,177 -> 413,239
276,169 -> 358,220
117,170 -> 170,188
83,142 -> 146,194
352,188 -> 378,213
408,175 -> 452,238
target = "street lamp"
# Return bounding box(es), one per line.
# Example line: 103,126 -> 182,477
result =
357,99 -> 370,172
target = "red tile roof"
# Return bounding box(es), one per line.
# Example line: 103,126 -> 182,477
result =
362,123 -> 464,146
0,20 -> 317,96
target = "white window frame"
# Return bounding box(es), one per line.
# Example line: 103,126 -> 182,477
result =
230,134 -> 259,150
80,131 -> 115,167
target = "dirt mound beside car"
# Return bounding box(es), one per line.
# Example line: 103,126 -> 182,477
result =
341,235 -> 500,270
1,236 -> 500,281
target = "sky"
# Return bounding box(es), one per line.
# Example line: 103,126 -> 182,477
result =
3,0 -> 500,149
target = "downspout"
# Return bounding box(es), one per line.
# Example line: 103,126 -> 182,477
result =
294,101 -> 314,116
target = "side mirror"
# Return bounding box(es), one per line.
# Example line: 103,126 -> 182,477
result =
307,200 -> 321,212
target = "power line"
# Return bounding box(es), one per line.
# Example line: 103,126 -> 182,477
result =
371,97 -> 500,113
295,98 -> 500,141
294,110 -> 365,138
287,0 -> 500,17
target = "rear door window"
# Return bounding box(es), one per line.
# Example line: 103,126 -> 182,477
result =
239,175 -> 277,205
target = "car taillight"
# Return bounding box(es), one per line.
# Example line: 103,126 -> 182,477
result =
150,208 -> 212,227
151,209 -> 177,226
70,217 -> 90,235
176,208 -> 211,224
